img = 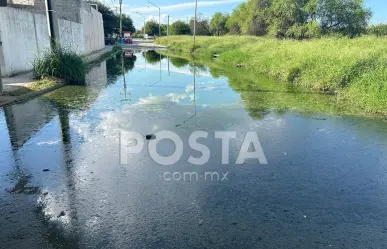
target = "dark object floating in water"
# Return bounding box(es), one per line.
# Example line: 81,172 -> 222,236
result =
57,211 -> 66,218
42,169 -> 50,172
146,134 -> 156,140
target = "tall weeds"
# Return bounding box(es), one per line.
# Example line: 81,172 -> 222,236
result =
33,46 -> 86,84
156,35 -> 387,114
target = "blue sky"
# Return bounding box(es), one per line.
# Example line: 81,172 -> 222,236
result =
102,0 -> 387,29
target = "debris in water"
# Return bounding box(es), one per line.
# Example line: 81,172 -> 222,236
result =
43,169 -> 50,172
57,211 -> 66,218
146,134 -> 156,140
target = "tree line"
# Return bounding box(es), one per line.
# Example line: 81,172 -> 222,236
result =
90,0 -> 383,39
87,1 -> 136,36
152,0 -> 374,39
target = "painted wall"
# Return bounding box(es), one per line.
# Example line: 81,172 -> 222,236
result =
0,4 -> 105,76
82,6 -> 105,55
9,0 -> 82,23
58,19 -> 85,54
0,7 -> 50,76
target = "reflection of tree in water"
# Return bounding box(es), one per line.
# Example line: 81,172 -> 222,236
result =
189,62 -> 207,76
142,50 -> 165,64
222,68 -> 346,119
170,57 -> 189,68
106,54 -> 137,83
209,66 -> 224,79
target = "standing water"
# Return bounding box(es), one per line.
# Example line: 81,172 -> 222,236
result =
1,50 -> 387,249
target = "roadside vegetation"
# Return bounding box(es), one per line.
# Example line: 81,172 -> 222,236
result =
33,46 -> 87,84
156,0 -> 387,114
156,36 -> 387,114
1,78 -> 61,97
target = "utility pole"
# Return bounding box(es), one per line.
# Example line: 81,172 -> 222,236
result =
193,0 -> 198,48
45,0 -> 60,49
0,1 -> 5,94
148,1 -> 161,37
0,60 -> 2,94
159,7 -> 161,37
167,15 -> 169,40
119,0 -> 123,43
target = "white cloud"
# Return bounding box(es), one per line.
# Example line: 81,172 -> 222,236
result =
123,0 -> 244,14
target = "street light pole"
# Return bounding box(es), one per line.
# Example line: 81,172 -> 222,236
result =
193,0 -> 198,48
119,0 -> 123,43
167,15 -> 169,40
0,2 -> 6,93
148,1 -> 161,37
0,62 -> 2,94
136,12 -> 146,39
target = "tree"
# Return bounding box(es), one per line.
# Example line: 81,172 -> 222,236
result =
318,0 -> 371,37
87,1 -> 136,36
143,51 -> 165,64
170,57 -> 189,68
120,14 -> 136,33
161,24 -> 168,36
210,13 -> 230,36
226,0 -> 371,39
170,21 -> 191,35
368,24 -> 387,36
145,20 -> 159,36
227,0 -> 270,36
189,14 -> 211,36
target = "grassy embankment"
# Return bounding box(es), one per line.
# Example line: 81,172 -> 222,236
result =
156,36 -> 387,115
0,46 -> 122,106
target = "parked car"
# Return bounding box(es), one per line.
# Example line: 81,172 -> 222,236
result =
123,48 -> 134,58
124,37 -> 133,44
104,36 -> 116,45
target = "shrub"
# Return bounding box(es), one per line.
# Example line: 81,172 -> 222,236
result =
33,46 -> 86,84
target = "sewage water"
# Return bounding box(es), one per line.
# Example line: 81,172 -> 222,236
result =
1,50 -> 387,249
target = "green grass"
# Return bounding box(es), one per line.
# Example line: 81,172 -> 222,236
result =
157,35 -> 387,115
1,78 -> 61,97
33,46 -> 87,84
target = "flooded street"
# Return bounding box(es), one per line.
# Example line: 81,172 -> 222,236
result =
1,50 -> 387,249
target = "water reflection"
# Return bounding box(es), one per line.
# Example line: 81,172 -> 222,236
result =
175,61 -> 197,127
1,50 -> 387,248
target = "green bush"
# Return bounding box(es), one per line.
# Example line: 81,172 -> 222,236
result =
33,46 -> 86,84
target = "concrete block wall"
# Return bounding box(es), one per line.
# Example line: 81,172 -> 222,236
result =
8,0 -> 82,23
58,19 -> 85,54
0,7 -> 50,75
82,6 -> 104,55
0,2 -> 105,76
